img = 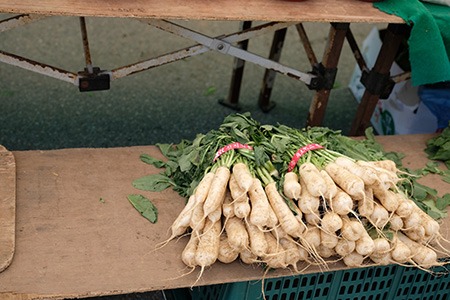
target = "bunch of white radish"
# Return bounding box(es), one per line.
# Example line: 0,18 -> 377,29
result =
147,113 -> 449,281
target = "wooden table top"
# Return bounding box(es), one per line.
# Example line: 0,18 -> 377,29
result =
0,134 -> 448,299
0,0 -> 403,23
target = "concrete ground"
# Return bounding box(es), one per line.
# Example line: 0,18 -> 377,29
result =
0,16 -> 386,151
0,14 -> 387,299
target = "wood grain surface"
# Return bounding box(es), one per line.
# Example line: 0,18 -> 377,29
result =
0,0 -> 403,23
0,134 -> 448,299
0,145 -> 15,273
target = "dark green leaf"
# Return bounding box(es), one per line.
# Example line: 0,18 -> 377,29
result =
163,160 -> 179,177
132,174 -> 173,191
178,150 -> 196,172
436,193 -> 450,211
411,182 -> 437,201
442,170 -> 450,183
127,194 -> 158,223
156,143 -> 174,158
140,154 -> 166,168
422,199 -> 446,220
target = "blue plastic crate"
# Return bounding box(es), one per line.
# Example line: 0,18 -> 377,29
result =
186,262 -> 449,300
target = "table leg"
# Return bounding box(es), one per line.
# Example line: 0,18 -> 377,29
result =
258,27 -> 288,112
218,21 -> 252,110
307,23 -> 349,127
349,24 -> 409,136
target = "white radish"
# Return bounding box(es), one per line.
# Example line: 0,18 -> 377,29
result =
218,234 -> 239,264
229,172 -> 247,202
403,210 -> 422,230
395,196 -> 414,218
325,162 -> 365,199
321,211 -> 343,233
208,203 -> 223,223
190,199 -> 206,233
283,171 -> 301,200
397,232 -> 439,268
222,190 -> 235,219
266,182 -> 305,237
263,232 -> 287,269
203,166 -> 230,217
374,189 -> 399,212
298,177 -> 321,214
304,211 -> 321,226
343,251 -> 365,267
335,156 -> 378,186
335,239 -> 356,257
182,232 -> 199,268
341,217 -> 365,242
403,226 -> 426,242
239,248 -> 258,265
317,245 -> 336,259
320,230 -> 339,249
370,252 -> 392,266
225,216 -> 249,251
320,169 -> 338,200
195,219 -> 221,273
194,172 -> 215,204
246,222 -> 268,257
331,189 -> 354,216
279,237 -> 303,270
358,188 -> 375,218
372,237 -> 391,257
368,202 -> 390,229
389,214 -> 404,231
390,238 -> 412,264
248,178 -> 270,227
232,162 -> 253,192
355,234 -> 375,256
234,198 -> 251,219
302,225 -> 321,249
299,162 -> 327,197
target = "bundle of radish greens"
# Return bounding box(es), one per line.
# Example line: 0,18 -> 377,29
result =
129,113 -> 450,277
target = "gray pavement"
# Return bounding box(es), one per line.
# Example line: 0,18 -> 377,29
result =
0,16 -> 385,151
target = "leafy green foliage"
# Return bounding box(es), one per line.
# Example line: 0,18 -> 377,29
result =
129,113 -> 450,221
425,122 -> 450,168
132,174 -> 174,192
127,194 -> 158,223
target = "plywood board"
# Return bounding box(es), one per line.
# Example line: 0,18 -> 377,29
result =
0,134 -> 448,299
0,145 -> 15,273
0,0 -> 403,23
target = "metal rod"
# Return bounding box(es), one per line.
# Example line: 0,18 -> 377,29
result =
0,14 -> 48,33
144,19 -> 315,84
79,17 -> 93,74
111,44 -> 209,79
0,50 -> 77,84
116,21 -> 298,80
346,27 -> 368,72
391,71 -> 411,83
296,23 -> 318,66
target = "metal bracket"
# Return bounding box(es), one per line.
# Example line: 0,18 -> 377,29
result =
77,67 -> 111,92
360,69 -> 395,99
307,63 -> 338,90
210,39 -> 231,54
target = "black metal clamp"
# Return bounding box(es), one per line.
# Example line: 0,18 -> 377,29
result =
78,67 -> 111,92
307,63 -> 338,91
360,69 -> 395,99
